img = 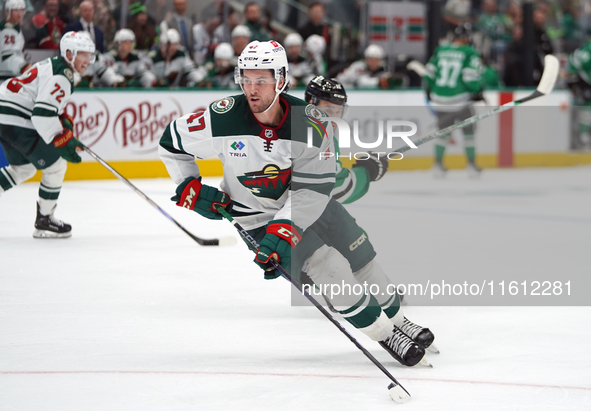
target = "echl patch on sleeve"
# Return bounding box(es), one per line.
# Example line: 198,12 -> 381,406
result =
211,97 -> 235,114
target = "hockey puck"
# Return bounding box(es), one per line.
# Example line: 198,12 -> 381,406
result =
388,383 -> 411,404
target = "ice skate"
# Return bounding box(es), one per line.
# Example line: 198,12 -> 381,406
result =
467,162 -> 482,178
33,203 -> 72,238
379,327 -> 429,367
398,317 -> 439,353
432,161 -> 447,178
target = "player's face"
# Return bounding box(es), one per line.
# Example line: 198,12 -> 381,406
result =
366,57 -> 381,72
118,40 -> 134,56
8,8 -> 25,24
242,69 -> 278,113
73,51 -> 93,74
316,99 -> 344,118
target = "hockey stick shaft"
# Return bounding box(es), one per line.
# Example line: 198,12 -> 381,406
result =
80,143 -> 226,246
215,206 -> 410,398
396,54 -> 559,154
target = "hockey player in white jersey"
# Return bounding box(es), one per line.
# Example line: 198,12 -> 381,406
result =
337,44 -> 390,89
0,0 -> 28,80
102,28 -> 156,88
159,40 -> 432,367
0,31 -> 94,237
146,28 -> 202,88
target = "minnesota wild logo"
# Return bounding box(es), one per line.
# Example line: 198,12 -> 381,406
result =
237,164 -> 291,200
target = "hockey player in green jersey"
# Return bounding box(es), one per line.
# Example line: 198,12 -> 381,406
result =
568,39 -> 591,148
424,24 -> 484,177
159,40 -> 433,367
0,31 -> 94,237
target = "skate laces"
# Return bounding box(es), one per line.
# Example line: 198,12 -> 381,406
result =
383,328 -> 415,356
398,318 -> 423,340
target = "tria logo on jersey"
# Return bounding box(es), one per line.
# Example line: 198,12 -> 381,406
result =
237,164 -> 291,200
229,140 -> 247,157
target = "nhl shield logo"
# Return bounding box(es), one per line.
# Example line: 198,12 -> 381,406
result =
264,129 -> 273,138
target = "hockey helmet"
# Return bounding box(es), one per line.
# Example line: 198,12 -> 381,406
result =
214,42 -> 234,60
284,33 -> 303,48
4,0 -> 25,13
161,28 -> 181,45
114,28 -> 136,45
305,34 -> 326,55
60,31 -> 96,70
452,23 -> 472,43
305,75 -> 347,106
364,44 -> 385,59
231,25 -> 251,39
235,40 -> 290,112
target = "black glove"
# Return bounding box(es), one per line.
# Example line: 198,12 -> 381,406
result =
353,152 -> 389,182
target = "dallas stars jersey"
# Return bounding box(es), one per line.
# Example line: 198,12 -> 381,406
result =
0,21 -> 26,78
425,44 -> 483,110
0,56 -> 74,144
569,40 -> 591,86
102,49 -> 156,88
159,93 -> 335,231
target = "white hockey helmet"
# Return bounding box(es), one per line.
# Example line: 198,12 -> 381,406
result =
114,28 -> 136,45
284,33 -> 303,48
235,40 -> 290,112
160,28 -> 181,46
231,24 -> 251,39
60,31 -> 96,70
4,0 -> 25,13
304,34 -> 325,55
214,42 -> 234,60
364,44 -> 385,59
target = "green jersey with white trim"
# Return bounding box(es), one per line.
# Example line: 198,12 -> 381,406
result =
159,93 -> 336,231
424,43 -> 483,109
569,40 -> 591,85
331,131 -> 370,204
0,56 -> 74,144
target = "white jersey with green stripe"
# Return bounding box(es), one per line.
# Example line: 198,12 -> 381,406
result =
0,21 -> 26,78
159,93 -> 336,231
425,43 -> 483,111
0,56 -> 74,144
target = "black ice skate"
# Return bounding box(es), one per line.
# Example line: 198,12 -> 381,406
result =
33,203 -> 72,238
379,327 -> 429,367
398,317 -> 439,354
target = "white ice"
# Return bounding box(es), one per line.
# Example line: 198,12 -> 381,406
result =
1,166 -> 590,410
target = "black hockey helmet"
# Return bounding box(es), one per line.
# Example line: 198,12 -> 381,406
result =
304,75 -> 348,106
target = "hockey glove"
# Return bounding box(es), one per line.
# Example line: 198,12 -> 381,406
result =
353,152 -> 389,181
59,113 -> 75,131
471,91 -> 485,102
171,177 -> 231,220
255,220 -> 302,279
52,129 -> 82,163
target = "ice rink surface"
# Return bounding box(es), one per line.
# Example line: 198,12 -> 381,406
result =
1,166 -> 590,410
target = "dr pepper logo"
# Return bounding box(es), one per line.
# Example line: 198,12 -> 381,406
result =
113,98 -> 182,154
63,96 -> 109,148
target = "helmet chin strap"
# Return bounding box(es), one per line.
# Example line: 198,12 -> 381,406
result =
261,75 -> 287,114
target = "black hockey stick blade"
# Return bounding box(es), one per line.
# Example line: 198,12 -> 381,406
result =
80,144 -> 236,246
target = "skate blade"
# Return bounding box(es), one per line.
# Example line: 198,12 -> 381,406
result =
417,357 -> 433,368
33,229 -> 72,239
426,344 -> 440,354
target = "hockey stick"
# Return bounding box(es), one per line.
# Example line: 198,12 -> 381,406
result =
395,55 -> 560,155
80,143 -> 236,246
215,206 -> 411,404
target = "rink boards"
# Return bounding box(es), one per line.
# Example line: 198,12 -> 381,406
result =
17,88 -> 591,181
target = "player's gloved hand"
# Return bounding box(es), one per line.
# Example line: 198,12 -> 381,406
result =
255,220 -> 302,279
353,152 -> 389,181
52,129 -> 82,163
59,113 -> 75,131
171,176 -> 231,220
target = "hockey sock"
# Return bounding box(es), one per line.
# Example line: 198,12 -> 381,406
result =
435,135 -> 448,163
38,158 -> 66,215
